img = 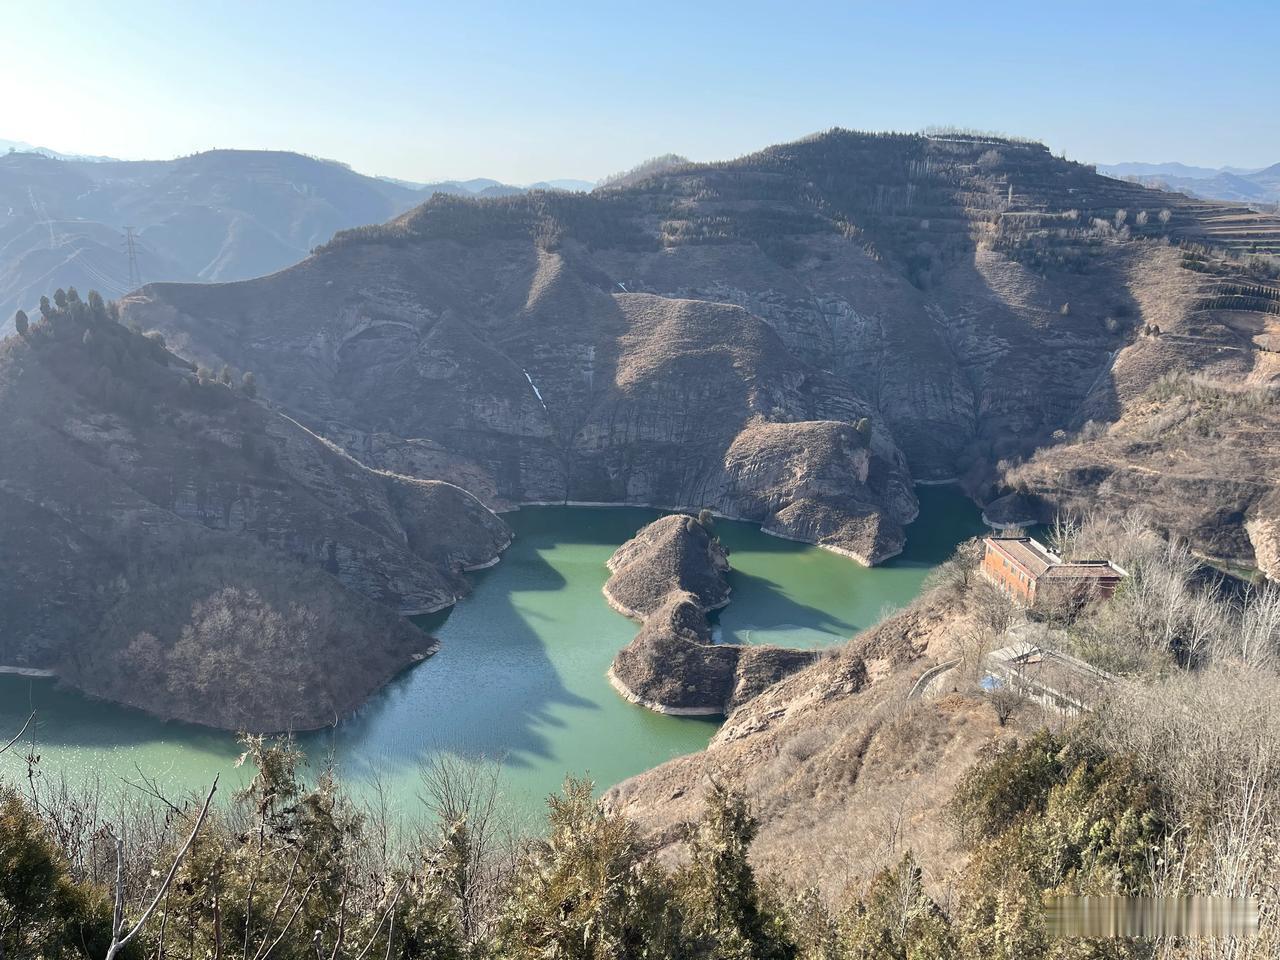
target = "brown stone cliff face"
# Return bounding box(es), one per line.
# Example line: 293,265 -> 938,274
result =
603,515 -> 816,715
122,130 -> 1280,569
0,306 -> 511,730
127,247 -> 915,563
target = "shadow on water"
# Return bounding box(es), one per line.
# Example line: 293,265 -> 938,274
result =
0,491 -> 983,814
891,485 -> 991,568
709,567 -> 858,638
713,485 -> 988,648
308,540 -> 598,776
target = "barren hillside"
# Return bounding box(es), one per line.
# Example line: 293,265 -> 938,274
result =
0,291 -> 511,730
992,243 -> 1280,575
603,562 -> 1023,898
122,129 -> 1280,567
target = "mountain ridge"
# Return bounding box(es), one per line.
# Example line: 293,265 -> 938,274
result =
122,128 -> 1280,572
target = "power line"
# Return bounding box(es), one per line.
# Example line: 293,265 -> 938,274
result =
123,226 -> 141,290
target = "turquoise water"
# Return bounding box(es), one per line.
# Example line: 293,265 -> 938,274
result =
0,487 -> 982,819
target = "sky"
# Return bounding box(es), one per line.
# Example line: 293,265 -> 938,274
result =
2,0 -> 1277,184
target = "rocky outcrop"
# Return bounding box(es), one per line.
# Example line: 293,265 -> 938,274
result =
601,579 -> 1019,897
125,255 -> 917,564
118,132 -> 1279,570
0,299 -> 512,730
604,515 -> 816,715
603,513 -> 731,618
980,492 -> 1046,530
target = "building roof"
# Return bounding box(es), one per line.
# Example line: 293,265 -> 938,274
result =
984,537 -> 1062,578
1042,561 -> 1126,580
984,536 -> 1126,581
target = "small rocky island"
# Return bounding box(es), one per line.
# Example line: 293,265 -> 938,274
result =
604,513 -> 817,715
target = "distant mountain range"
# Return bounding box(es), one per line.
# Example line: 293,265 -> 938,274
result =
380,175 -> 595,195
0,137 -> 119,162
0,142 -> 594,327
1098,160 -> 1280,206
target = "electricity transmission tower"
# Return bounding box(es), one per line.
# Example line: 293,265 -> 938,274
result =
123,226 -> 142,289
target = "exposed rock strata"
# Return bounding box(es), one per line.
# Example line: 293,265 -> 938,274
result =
119,131 -> 1280,568
603,515 -> 816,715
0,302 -> 511,730
999,245 -> 1280,577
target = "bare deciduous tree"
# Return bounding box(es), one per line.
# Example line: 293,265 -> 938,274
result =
419,752 -> 509,947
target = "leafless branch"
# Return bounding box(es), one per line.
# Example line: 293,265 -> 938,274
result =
105,775 -> 218,960
0,710 -> 34,755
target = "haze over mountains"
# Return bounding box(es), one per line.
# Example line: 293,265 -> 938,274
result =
0,142 -> 592,328
1098,159 -> 1280,206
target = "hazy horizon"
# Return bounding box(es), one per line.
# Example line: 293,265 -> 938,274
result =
2,131 -> 1272,190
7,0 -> 1278,185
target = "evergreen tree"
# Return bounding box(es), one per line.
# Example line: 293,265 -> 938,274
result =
242,370 -> 258,397
13,309 -> 28,338
497,777 -> 679,959
679,779 -> 794,960
838,853 -> 956,960
0,786 -> 121,958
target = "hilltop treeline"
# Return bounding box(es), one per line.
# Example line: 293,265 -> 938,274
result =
1,290 -> 509,731
7,286 -> 258,421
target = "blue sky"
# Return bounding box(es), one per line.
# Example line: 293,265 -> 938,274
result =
3,0 -> 1276,183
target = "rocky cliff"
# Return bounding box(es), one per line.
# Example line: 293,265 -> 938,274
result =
603,514 -> 816,715
120,130 -> 1280,569
0,293 -> 511,730
602,512 -> 732,618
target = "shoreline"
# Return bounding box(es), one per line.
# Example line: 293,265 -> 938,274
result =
981,513 -> 1037,531
0,665 -> 56,678
403,532 -> 517,615
503,499 -> 915,567
606,666 -> 724,717
601,582 -> 733,622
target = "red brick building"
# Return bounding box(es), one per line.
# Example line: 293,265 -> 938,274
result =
981,536 -> 1126,607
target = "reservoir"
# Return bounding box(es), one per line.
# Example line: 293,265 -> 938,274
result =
0,486 -> 983,820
